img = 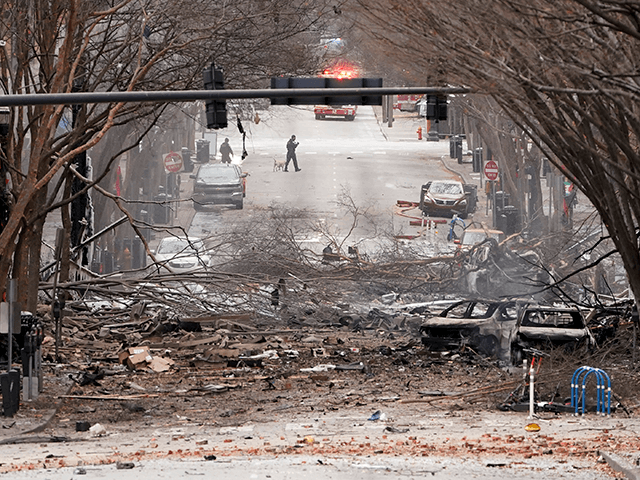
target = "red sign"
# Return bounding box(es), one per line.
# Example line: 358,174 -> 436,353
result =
484,160 -> 499,181
163,151 -> 183,173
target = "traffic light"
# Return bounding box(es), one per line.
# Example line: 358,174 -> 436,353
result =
203,63 -> 227,129
426,94 -> 447,121
270,77 -> 383,106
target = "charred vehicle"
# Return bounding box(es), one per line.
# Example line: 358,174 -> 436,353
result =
420,300 -> 519,360
511,306 -> 596,364
421,301 -> 596,364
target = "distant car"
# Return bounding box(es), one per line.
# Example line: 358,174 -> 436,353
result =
420,300 -> 519,360
314,105 -> 357,121
153,236 -> 211,273
459,228 -> 504,247
191,163 -> 247,211
419,180 -> 475,218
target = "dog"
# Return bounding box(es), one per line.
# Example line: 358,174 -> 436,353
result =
273,157 -> 286,172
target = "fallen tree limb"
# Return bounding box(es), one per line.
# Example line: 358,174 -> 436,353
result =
58,394 -> 159,400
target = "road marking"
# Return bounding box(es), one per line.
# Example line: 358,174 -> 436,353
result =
328,151 -> 341,155
304,151 -> 318,155
373,151 -> 386,155
351,151 -> 363,154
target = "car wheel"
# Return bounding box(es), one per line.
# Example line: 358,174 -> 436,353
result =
315,114 -> 321,120
235,200 -> 243,210
193,201 -> 202,212
511,345 -> 524,366
346,115 -> 355,121
478,335 -> 499,357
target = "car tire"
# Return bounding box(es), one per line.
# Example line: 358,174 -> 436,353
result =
235,200 -> 243,210
511,345 -> 524,366
479,335 -> 499,357
346,115 -> 355,121
315,114 -> 321,120
193,201 -> 202,212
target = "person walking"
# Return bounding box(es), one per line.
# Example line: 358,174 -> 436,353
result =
219,138 -> 233,164
284,135 -> 301,172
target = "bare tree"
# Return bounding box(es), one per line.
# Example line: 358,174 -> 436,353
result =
346,0 -> 640,305
0,0 -> 336,311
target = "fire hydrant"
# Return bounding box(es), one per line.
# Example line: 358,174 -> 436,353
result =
417,126 -> 423,140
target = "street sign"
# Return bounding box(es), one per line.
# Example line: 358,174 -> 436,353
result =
484,160 -> 499,181
163,151 -> 183,173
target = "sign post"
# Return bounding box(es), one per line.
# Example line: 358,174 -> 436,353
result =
484,160 -> 499,228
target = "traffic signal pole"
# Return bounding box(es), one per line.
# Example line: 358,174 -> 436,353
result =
0,87 -> 471,107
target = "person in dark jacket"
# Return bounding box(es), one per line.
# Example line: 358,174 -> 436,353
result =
220,138 -> 233,164
285,135 -> 300,172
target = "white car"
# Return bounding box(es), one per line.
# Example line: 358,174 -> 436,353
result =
153,236 -> 211,273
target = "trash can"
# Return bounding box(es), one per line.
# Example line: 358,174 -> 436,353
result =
196,140 -> 210,164
463,184 -> 478,213
449,136 -> 462,159
472,148 -> 483,173
1,370 -> 20,416
502,205 -> 521,235
181,147 -> 194,173
154,193 -> 172,224
493,191 -> 510,208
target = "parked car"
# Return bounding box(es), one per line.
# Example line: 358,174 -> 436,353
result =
153,236 -> 211,273
459,227 -> 504,247
191,163 -> 247,211
420,300 -> 519,360
511,306 -> 596,364
419,179 -> 476,218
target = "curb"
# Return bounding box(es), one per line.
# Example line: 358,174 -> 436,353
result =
600,451 -> 640,480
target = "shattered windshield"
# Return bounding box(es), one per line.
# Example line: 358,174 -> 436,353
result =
430,181 -> 462,195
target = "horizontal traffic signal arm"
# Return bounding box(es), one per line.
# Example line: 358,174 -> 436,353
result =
0,87 -> 470,107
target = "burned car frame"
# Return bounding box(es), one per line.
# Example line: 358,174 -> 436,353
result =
421,301 -> 596,364
511,306 -> 596,364
420,300 -> 519,360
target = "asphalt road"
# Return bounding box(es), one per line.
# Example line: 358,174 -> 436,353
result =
3,455 -> 612,480
189,105 -> 458,256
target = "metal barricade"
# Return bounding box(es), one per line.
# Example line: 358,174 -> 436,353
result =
570,366 -> 611,416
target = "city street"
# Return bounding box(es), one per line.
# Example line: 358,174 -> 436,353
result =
189,105 -> 462,257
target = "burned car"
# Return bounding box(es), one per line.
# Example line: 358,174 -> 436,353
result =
420,300 -> 519,360
421,301 -> 596,364
511,306 -> 596,364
